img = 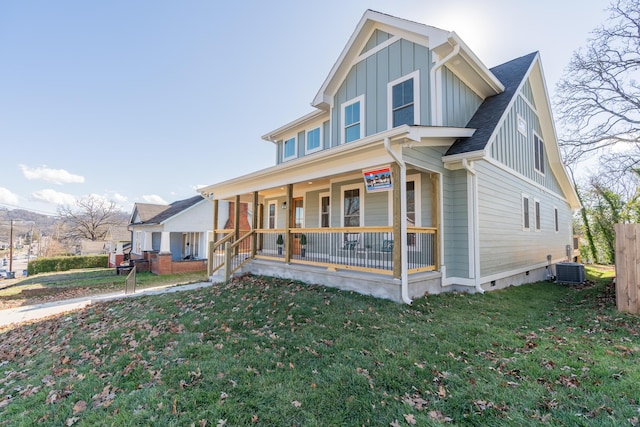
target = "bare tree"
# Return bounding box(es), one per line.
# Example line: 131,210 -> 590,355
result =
555,0 -> 640,169
57,196 -> 125,243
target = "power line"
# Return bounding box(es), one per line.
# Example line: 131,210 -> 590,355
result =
0,202 -> 58,217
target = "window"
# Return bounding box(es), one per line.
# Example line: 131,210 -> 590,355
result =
319,193 -> 330,227
306,127 -> 321,154
517,114 -> 527,136
534,134 -> 545,174
268,202 -> 276,229
535,200 -> 541,231
182,232 -> 200,258
342,186 -> 361,227
342,96 -> 364,143
406,180 -> 416,245
554,207 -> 559,232
283,137 -> 296,161
388,71 -> 419,128
522,195 -> 530,230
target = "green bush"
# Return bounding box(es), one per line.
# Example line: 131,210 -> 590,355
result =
27,255 -> 109,275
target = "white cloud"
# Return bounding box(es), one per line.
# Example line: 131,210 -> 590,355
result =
32,189 -> 76,206
20,164 -> 85,185
142,194 -> 168,204
111,192 -> 128,203
0,187 -> 20,206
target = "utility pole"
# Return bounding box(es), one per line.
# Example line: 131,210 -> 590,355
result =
8,219 -> 13,274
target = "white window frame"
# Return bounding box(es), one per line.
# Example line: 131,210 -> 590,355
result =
387,70 -> 420,129
267,201 -> 277,229
135,231 -> 142,254
387,173 -> 421,227
522,194 -> 530,231
533,132 -> 545,175
517,114 -> 527,137
305,126 -> 322,155
534,199 -> 541,232
341,95 -> 365,144
341,183 -> 364,227
319,192 -> 330,228
283,136 -> 297,162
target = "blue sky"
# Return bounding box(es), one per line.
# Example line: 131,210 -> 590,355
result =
0,0 -> 609,215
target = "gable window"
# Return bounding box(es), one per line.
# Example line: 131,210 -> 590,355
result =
342,95 -> 364,143
534,133 -> 545,174
283,137 -> 296,161
522,195 -> 530,230
306,127 -> 321,154
388,71 -> 419,128
535,200 -> 541,231
517,114 -> 527,136
268,202 -> 276,229
319,193 -> 330,228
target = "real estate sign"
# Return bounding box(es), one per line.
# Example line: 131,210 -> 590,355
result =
363,166 -> 392,192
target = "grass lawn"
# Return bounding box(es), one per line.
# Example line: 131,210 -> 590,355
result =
0,266 -> 638,426
0,269 -> 209,309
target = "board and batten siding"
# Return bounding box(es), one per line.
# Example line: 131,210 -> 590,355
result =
489,79 -> 562,194
441,66 -> 483,128
475,161 -> 573,278
332,38 -> 432,146
443,168 -> 470,278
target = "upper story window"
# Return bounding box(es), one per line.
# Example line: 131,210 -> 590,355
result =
533,133 -> 545,174
342,95 -> 364,143
283,136 -> 296,161
306,127 -> 321,154
388,70 -> 420,128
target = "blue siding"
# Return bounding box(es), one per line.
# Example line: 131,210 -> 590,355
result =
443,169 -> 469,278
362,29 -> 392,54
441,67 -> 482,127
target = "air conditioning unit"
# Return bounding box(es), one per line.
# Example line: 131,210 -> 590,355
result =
555,262 -> 585,284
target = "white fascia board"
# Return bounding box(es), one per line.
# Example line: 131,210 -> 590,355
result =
312,10 -> 451,108
441,150 -> 486,168
262,109 -> 328,142
449,32 -> 504,93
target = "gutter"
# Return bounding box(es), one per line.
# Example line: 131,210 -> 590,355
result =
384,137 -> 412,304
461,159 -> 484,294
430,43 -> 460,126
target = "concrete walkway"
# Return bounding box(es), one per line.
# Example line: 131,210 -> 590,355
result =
0,282 -> 212,328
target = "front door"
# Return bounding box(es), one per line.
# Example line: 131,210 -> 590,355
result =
291,198 -> 303,254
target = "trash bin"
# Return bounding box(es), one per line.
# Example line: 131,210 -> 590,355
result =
6,271 -> 15,279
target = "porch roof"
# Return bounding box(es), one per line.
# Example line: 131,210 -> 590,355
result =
198,126 -> 475,201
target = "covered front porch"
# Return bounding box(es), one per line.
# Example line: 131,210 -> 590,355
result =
199,127 -> 471,302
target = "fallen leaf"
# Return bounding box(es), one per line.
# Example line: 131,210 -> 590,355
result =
404,413 -> 416,425
73,400 -> 87,414
65,417 -> 79,426
292,400 -> 302,407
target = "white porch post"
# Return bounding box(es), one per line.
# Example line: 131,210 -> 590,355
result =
143,231 -> 153,252
159,231 -> 171,254
116,242 -> 124,255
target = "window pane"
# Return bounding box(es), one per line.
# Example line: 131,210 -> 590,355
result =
321,196 -> 330,227
345,102 -> 360,126
268,204 -> 275,229
393,79 -> 413,109
523,198 -> 530,228
393,105 -> 414,127
344,189 -> 360,227
284,138 -> 295,157
406,181 -> 415,226
345,124 -> 360,143
307,128 -> 320,150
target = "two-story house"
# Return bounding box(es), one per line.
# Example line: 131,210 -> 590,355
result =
198,10 -> 580,303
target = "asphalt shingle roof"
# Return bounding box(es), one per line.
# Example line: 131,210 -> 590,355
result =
132,195 -> 204,225
445,52 -> 538,156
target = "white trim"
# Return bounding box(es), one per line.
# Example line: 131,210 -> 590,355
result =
533,131 -> 545,176
305,126 -> 323,155
479,258 -> 566,285
387,70 -> 420,129
467,169 -> 476,278
267,201 -> 277,229
341,95 -> 365,144
340,182 -> 364,227
282,136 -> 297,162
534,199 -> 541,232
319,192 -> 330,228
522,194 -> 530,231
356,35 -> 401,63
387,173 -> 421,229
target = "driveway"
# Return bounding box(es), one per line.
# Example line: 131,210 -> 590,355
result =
0,282 -> 212,328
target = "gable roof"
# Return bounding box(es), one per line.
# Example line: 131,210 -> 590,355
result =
312,9 -> 503,110
105,225 -> 130,242
445,52 -> 538,156
130,195 -> 205,226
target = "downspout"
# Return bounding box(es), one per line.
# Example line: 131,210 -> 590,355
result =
384,137 -> 411,304
430,43 -> 460,126
461,159 -> 484,293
